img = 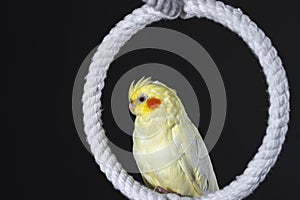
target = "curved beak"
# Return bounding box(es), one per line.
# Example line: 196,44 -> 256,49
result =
129,102 -> 136,115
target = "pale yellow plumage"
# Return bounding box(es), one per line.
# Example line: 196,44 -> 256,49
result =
128,77 -> 219,197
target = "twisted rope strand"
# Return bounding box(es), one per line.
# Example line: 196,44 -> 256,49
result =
142,0 -> 183,17
82,0 -> 290,199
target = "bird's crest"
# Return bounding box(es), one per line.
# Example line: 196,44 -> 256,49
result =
128,76 -> 152,100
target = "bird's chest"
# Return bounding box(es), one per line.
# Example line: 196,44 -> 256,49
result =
133,123 -> 173,155
133,115 -> 173,150
132,117 -> 176,170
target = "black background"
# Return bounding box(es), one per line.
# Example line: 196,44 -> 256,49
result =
8,0 -> 300,199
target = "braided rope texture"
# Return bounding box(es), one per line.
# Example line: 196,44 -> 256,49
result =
82,0 -> 290,199
142,0 -> 183,16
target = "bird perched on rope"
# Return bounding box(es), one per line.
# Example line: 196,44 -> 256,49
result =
128,77 -> 219,197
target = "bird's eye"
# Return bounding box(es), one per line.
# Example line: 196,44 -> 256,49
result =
138,95 -> 146,103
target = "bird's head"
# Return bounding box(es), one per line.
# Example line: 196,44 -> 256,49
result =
128,77 -> 177,118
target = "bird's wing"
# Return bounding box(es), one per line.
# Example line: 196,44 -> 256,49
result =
172,117 -> 219,195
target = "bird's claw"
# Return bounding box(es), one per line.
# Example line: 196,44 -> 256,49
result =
155,186 -> 170,194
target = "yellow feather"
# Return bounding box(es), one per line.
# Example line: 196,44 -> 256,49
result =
128,76 -> 152,101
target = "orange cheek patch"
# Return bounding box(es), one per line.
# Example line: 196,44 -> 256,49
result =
146,98 -> 161,110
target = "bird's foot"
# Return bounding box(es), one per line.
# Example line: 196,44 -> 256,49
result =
155,186 -> 170,194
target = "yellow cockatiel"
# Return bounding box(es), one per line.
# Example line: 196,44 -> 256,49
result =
128,77 -> 219,197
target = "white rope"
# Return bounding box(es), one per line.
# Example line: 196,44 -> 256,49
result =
141,0 -> 183,17
82,0 -> 290,199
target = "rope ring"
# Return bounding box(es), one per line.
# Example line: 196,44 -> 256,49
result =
82,1 -> 290,199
